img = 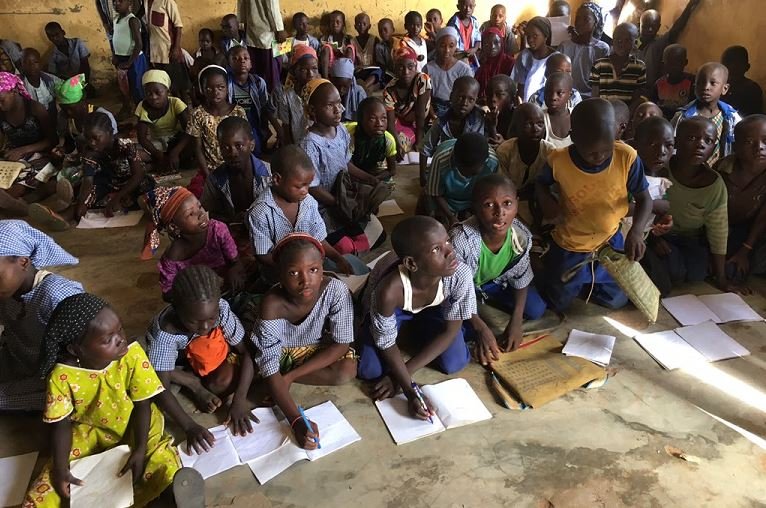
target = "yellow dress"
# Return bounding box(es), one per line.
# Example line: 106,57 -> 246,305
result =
24,342 -> 181,508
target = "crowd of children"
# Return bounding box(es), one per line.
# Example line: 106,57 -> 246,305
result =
1,0 -> 765,505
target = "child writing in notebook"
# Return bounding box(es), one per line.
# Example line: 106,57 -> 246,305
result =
359,216 -> 476,416
147,266 -> 256,452
251,234 -> 357,449
25,294 -> 183,507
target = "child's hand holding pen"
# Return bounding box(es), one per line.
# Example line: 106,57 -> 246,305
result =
407,382 -> 434,422
291,408 -> 320,450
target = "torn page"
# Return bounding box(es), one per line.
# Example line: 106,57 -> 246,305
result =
179,425 -> 240,479
0,451 -> 38,507
562,329 -> 616,367
69,445 -> 133,508
674,321 -> 750,362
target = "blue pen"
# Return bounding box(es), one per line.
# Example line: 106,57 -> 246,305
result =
297,405 -> 320,449
411,382 -> 433,424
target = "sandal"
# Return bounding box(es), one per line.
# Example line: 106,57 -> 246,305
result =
172,467 -> 205,508
28,203 -> 70,231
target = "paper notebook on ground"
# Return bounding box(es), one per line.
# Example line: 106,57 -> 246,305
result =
377,199 -> 404,217
662,293 -> 763,326
0,451 -> 38,507
375,378 -> 492,445
70,445 -> 133,508
634,321 -> 750,370
76,210 -> 144,229
562,329 -> 616,367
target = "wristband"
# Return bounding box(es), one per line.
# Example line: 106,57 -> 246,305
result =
290,415 -> 303,428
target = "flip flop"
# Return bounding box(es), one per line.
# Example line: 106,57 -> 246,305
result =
172,467 -> 205,508
51,178 -> 74,212
28,203 -> 70,231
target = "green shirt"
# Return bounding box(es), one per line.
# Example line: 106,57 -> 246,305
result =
474,229 -> 518,286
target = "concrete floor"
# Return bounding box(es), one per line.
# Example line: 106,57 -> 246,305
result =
3,163 -> 766,508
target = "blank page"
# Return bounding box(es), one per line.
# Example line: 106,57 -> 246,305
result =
662,295 -> 722,326
179,425 -> 241,479
675,321 -> 751,362
375,394 -> 446,445
562,329 -> 616,367
0,452 -> 38,507
698,293 -> 764,324
305,401 -> 362,461
634,330 -> 708,370
70,445 -> 133,508
422,378 -> 492,429
230,408 -> 290,463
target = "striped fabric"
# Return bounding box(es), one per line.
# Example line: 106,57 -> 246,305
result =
589,55 -> 647,103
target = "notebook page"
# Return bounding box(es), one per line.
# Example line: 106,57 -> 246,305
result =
230,408 -> 290,463
304,401 -> 362,461
70,445 -> 133,508
662,295 -> 722,326
0,452 -> 39,507
674,321 -> 751,362
375,394 -> 446,445
247,441 -> 307,485
634,330 -> 708,370
562,329 -> 616,367
697,293 -> 764,324
179,425 -> 241,479
422,378 -> 492,429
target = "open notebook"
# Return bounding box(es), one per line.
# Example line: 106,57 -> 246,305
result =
179,401 -> 361,484
634,321 -> 751,370
661,293 -> 763,326
375,378 -> 492,445
70,445 -> 134,508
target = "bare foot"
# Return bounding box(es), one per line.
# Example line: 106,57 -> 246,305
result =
192,386 -> 222,413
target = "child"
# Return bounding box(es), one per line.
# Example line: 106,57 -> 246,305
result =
20,48 -> 61,119
610,98 -> 630,141
375,18 -> 396,80
543,72 -> 573,148
451,174 -> 546,361
112,0 -> 147,118
671,62 -> 741,166
424,27 -> 473,118
53,74 -> 117,156
650,44 -> 694,120
421,76 -> 485,185
291,12 -> 321,54
485,75 -> 516,141
721,46 -> 764,116
351,13 -> 378,70
530,53 -> 583,111
404,11 -> 428,72
511,17 -> 556,103
346,96 -> 397,180
0,38 -> 21,71
195,28 -> 221,62
557,3 -> 609,98
248,145 -> 358,276
480,4 -> 520,55
535,98 -> 652,312
358,216 -> 477,409
147,266 -> 255,446
0,220 -> 82,412
44,22 -> 91,83
330,57 -> 367,122
475,27 -> 515,101
425,9 -> 443,53
26,293 -> 182,507
427,132 -> 499,226
272,46 -> 318,146
447,0 -> 481,58
135,69 -> 190,173
220,14 -> 245,54
227,46 -> 282,155
590,23 -> 646,106
548,0 -> 571,18
384,46 -> 432,160
319,10 -> 354,78
625,101 -> 662,142
251,234 -> 356,448
716,115 -> 766,282
653,117 -> 735,291
187,65 -> 247,197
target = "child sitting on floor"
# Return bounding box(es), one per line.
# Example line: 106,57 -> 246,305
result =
530,53 -> 583,112
251,234 -> 357,449
0,220 -> 83,412
20,48 -> 61,119
403,11 -> 428,73
346,96 -> 397,180
721,46 -> 764,116
590,23 -> 646,107
475,27 -> 515,101
542,72 -> 573,148
319,10 -> 354,78
424,27 -> 473,119
272,46 -> 319,145
147,266 -> 255,452
485,75 -> 516,142
535,98 -> 652,312
557,2 -> 610,98
358,216 -> 477,413
330,58 -> 367,122
27,293 -> 183,507
451,174 -> 546,364
650,44 -> 694,120
44,22 -> 91,85
511,17 -> 557,103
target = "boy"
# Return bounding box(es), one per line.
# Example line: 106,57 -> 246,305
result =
404,11 -> 428,72
535,98 -> 652,312
590,23 -> 646,106
425,8 -> 443,54
427,132 -> 499,227
220,13 -> 245,54
671,62 -> 742,166
20,48 -> 61,118
375,18 -> 395,79
480,4 -> 519,55
420,76 -> 485,184
548,0 -> 571,18
248,145 -> 353,276
721,46 -> 764,116
636,0 -> 700,86
447,0 -> 481,56
610,98 -> 630,141
358,215 -> 477,411
291,12 -> 321,53
625,101 -> 662,141
485,74 -> 516,142
45,22 -> 91,82
352,13 -> 382,91
227,46 -> 283,154
143,0 -> 184,68
543,72 -> 573,148
530,53 -> 583,112
650,44 -> 694,120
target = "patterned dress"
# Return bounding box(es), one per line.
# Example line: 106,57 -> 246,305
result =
382,73 -> 432,152
186,105 -> 247,173
81,139 -> 155,209
24,342 -> 180,508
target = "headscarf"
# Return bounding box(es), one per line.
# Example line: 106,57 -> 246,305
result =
55,74 -> 86,105
436,26 -> 460,44
143,186 -> 195,257
526,17 -> 552,45
39,293 -> 109,378
0,220 -> 78,267
0,72 -> 31,100
301,78 -> 332,105
197,64 -> 228,91
330,58 -> 361,121
141,69 -> 171,89
476,27 -> 515,99
580,2 -> 605,39
291,45 -> 317,65
392,43 -> 418,63
273,232 -> 325,263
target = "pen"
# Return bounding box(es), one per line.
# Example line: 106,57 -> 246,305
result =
411,382 -> 433,424
297,405 -> 320,449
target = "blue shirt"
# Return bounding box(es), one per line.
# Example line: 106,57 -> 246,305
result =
427,138 -> 499,213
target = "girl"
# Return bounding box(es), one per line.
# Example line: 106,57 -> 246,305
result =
319,10 -> 355,78
143,185 -> 245,298
24,293 -> 185,507
383,46 -> 432,160
0,72 -> 56,215
346,96 -> 397,180
329,57 -> 367,122
557,2 -> 610,97
475,28 -> 515,101
271,45 -> 319,145
0,220 -> 83,412
424,27 -> 472,119
135,70 -> 190,173
252,234 -> 356,449
186,65 -> 247,197
54,74 -> 117,156
403,11 -> 428,72
510,17 -> 556,103
147,266 -> 256,452
111,0 -> 148,119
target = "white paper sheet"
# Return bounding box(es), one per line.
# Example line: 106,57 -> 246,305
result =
247,442 -> 307,484
562,329 -> 616,367
697,293 -> 764,324
377,199 -> 404,217
422,378 -> 492,429
230,408 -> 290,463
547,15 -> 571,46
662,294 -> 722,326
364,214 -> 384,248
375,394 -> 446,445
76,210 -> 144,229
0,452 -> 38,507
333,273 -> 369,296
634,330 -> 708,370
179,425 -> 241,479
367,250 -> 391,270
674,321 -> 751,362
69,445 -> 133,508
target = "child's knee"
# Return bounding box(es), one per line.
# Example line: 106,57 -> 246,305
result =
524,289 -> 547,320
357,346 -> 384,380
436,339 -> 471,374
